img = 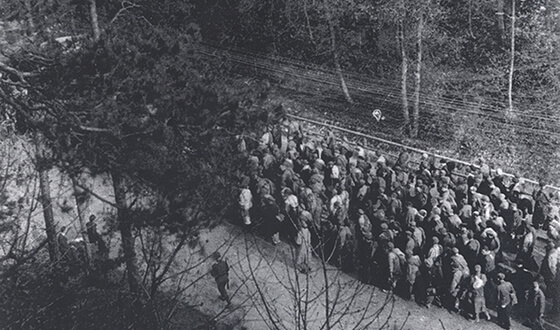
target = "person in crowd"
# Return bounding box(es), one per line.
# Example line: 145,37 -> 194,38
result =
295,216 -> 312,274
469,264 -> 490,322
533,181 -> 551,230
239,178 -> 253,228
405,249 -> 421,301
511,260 -> 535,317
526,280 -> 546,330
496,272 -> 517,330
540,240 -> 560,316
262,194 -> 282,244
386,242 -> 403,292
449,247 -> 470,311
235,118 -> 557,322
356,209 -> 374,283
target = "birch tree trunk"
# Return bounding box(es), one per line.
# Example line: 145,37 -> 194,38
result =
112,171 -> 141,292
507,0 -> 515,119
468,0 -> 474,37
496,0 -> 505,43
398,0 -> 410,135
89,0 -> 101,41
326,5 -> 353,103
411,13 -> 423,138
35,134 -> 59,263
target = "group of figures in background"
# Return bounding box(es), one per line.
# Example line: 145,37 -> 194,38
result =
236,116 -> 560,330
56,214 -> 109,274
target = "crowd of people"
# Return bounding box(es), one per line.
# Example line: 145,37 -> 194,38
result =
235,116 -> 560,329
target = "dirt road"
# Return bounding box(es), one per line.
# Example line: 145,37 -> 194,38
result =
178,223 -> 532,330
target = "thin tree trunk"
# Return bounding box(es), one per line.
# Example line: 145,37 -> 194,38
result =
397,1 -> 410,135
468,0 -> 474,37
326,8 -> 353,103
320,236 -> 331,330
112,171 -> 141,292
496,0 -> 505,43
411,13 -> 423,138
507,0 -> 515,119
544,0 -> 551,30
71,175 -> 92,268
89,0 -> 101,41
23,0 -> 35,35
37,161 -> 59,262
303,0 -> 314,42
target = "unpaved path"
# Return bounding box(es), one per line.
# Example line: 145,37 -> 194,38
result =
179,223 -> 531,330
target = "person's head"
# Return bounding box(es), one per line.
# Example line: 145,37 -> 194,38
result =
497,272 -> 505,282
213,251 -> 222,261
532,281 -> 540,291
474,264 -> 481,273
89,214 -> 96,222
60,226 -> 67,233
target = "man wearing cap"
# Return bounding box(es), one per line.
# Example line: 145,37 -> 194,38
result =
210,252 -> 230,304
496,272 -> 517,330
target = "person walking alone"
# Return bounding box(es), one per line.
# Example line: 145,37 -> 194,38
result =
210,252 -> 230,304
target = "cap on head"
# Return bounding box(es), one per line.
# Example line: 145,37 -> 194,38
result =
497,273 -> 505,280
213,251 -> 221,260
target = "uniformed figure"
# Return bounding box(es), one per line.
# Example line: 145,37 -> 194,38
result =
210,252 -> 230,304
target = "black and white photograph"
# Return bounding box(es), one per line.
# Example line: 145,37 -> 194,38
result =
0,0 -> 559,329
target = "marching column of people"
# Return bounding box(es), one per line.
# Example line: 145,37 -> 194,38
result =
236,117 -> 560,328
